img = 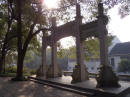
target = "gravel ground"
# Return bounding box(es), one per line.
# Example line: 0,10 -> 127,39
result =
0,77 -> 85,97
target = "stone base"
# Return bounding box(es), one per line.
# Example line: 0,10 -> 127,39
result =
36,65 -> 48,77
46,64 -> 62,78
71,65 -> 89,83
96,65 -> 120,88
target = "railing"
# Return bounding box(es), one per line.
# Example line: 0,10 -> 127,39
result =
118,74 -> 130,81
63,71 -> 130,81
63,71 -> 98,77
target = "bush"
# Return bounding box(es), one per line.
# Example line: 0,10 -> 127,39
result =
5,65 -> 17,73
30,69 -> 37,75
0,72 -> 16,77
23,67 -> 30,74
3,64 -> 38,76
4,65 -> 31,76
118,59 -> 130,73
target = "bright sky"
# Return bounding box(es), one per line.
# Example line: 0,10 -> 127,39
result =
42,0 -> 130,48
43,0 -> 60,9
108,5 -> 130,43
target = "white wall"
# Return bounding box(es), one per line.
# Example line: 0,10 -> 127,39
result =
67,60 -> 100,73
67,56 -> 121,73
67,61 -> 75,71
84,61 -> 100,73
109,56 -> 121,72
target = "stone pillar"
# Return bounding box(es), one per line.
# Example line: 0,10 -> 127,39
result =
51,41 -> 61,77
47,17 -> 62,78
37,33 -> 47,78
71,4 -> 89,83
42,33 -> 47,78
96,3 -> 119,88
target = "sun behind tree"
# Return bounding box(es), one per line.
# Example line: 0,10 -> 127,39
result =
42,0 -> 60,9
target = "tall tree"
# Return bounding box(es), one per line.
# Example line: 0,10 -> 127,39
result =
14,0 -> 47,80
0,0 -> 17,73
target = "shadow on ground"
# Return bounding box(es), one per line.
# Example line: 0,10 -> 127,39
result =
0,77 -> 85,97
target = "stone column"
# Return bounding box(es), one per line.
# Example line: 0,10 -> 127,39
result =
47,17 -> 62,78
42,33 -> 47,78
71,4 -> 89,83
96,3 -> 119,88
37,33 -> 47,78
51,41 -> 59,77
99,22 -> 109,66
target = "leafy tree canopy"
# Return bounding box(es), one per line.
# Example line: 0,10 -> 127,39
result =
57,35 -> 114,61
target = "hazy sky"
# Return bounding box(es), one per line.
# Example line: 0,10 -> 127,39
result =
61,5 -> 130,48
108,5 -> 130,42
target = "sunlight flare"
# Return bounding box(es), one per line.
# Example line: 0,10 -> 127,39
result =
42,0 -> 60,9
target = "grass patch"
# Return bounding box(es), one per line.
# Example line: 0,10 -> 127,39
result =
0,72 -> 16,77
0,72 -> 31,77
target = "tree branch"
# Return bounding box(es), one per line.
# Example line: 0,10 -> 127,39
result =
32,28 -> 49,37
7,34 -> 18,42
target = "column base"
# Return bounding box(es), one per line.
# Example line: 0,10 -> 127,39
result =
46,64 -> 62,78
71,65 -> 89,83
36,65 -> 48,78
96,65 -> 120,88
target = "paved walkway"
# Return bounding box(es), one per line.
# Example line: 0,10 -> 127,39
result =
48,76 -> 130,96
0,77 -> 85,97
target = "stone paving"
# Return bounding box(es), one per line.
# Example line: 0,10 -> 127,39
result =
48,76 -> 130,96
0,77 -> 85,97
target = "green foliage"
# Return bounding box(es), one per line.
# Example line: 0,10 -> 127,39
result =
83,35 -> 114,60
0,0 -> 42,71
4,65 -> 31,76
0,0 -> 126,76
5,65 -> 17,73
30,69 -> 37,75
84,38 -> 100,60
57,35 -> 114,61
0,72 -> 16,77
118,59 -> 130,73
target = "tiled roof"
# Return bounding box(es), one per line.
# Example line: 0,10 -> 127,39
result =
109,42 -> 130,56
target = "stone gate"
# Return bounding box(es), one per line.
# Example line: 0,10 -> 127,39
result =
40,3 -> 120,88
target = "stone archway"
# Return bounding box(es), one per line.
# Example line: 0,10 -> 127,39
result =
40,3 -> 119,87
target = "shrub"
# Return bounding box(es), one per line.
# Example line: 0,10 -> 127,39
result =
30,69 -> 37,75
5,65 -> 31,75
118,59 -> 130,73
5,65 -> 17,73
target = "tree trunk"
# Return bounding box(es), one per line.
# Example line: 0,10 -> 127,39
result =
16,53 -> 24,78
0,34 -> 9,73
16,34 -> 32,78
16,0 -> 23,79
0,53 -> 6,73
15,0 -> 40,79
0,59 -> 3,73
